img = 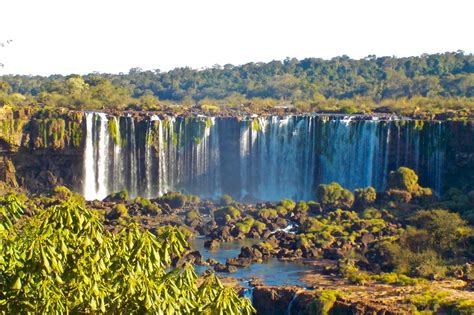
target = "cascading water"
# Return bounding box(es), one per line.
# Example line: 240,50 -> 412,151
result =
83,113 -> 96,200
82,114 -> 449,201
286,290 -> 304,315
83,112 -> 110,201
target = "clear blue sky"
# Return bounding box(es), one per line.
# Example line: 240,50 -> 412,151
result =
1,0 -> 473,75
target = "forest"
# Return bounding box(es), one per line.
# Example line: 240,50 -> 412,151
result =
0,52 -> 473,119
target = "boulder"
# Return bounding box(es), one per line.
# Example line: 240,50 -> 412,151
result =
226,257 -> 252,268
204,239 -> 220,250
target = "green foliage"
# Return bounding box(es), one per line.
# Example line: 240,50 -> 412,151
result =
258,208 -> 278,220
2,53 -> 473,118
275,206 -> 288,216
373,272 -> 424,286
361,207 -> 382,219
295,201 -> 309,214
308,289 -> 343,315
0,198 -> 254,314
220,194 -> 235,206
440,188 -> 474,224
214,206 -> 241,224
134,197 -> 161,216
307,201 -> 322,213
316,182 -> 354,210
409,291 -> 450,313
159,191 -> 187,209
338,261 -> 372,285
0,193 -> 23,233
107,203 -> 128,220
186,209 -> 200,222
387,167 -> 420,193
107,118 -> 121,145
4,52 -> 474,104
408,209 -> 472,256
378,233 -> 449,279
52,185 -> 85,204
279,198 -> 296,211
354,186 -> 377,210
105,190 -> 129,202
252,220 -> 266,233
235,222 -> 252,234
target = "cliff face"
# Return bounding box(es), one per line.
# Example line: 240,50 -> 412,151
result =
0,108 -> 84,193
0,108 -> 473,197
252,286 -> 408,315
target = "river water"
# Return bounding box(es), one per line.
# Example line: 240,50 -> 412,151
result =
191,237 -> 316,287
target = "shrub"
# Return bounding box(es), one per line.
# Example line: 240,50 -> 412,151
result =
361,207 -> 382,219
300,218 -> 323,233
374,272 -> 423,286
408,209 -> 471,256
220,194 -> 234,206
295,201 -> 309,214
296,235 -> 310,248
104,190 -> 129,202
316,182 -> 354,210
107,203 -> 128,220
242,216 -> 255,226
258,208 -> 278,220
387,167 -> 419,192
135,197 -> 161,216
52,185 -> 72,200
252,220 -> 266,233
385,189 -> 412,204
354,186 -> 376,210
308,289 -> 343,315
214,206 -> 241,223
408,291 -> 450,313
186,210 -> 200,222
187,195 -> 200,204
235,222 -> 252,234
160,192 -> 187,209
279,199 -> 296,211
379,240 -> 448,279
52,185 -> 85,204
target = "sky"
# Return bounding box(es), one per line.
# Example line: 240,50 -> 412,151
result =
0,0 -> 473,75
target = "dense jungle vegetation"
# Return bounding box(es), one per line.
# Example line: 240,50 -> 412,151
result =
0,52 -> 473,118
0,189 -> 254,313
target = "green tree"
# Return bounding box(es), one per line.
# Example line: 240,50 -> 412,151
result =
0,196 -> 254,314
316,182 -> 354,211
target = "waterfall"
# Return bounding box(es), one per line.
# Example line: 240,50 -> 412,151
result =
83,113 -> 96,200
82,112 -> 110,200
157,118 -> 169,195
145,116 -> 159,198
239,116 -> 318,200
81,114 -> 449,201
127,115 -> 138,198
240,280 -> 254,304
286,290 -> 303,315
96,113 -> 109,200
112,117 -> 123,193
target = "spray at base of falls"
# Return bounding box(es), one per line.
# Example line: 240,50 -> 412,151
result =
82,114 -> 448,201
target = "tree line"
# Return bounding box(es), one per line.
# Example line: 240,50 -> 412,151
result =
0,52 -> 472,118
